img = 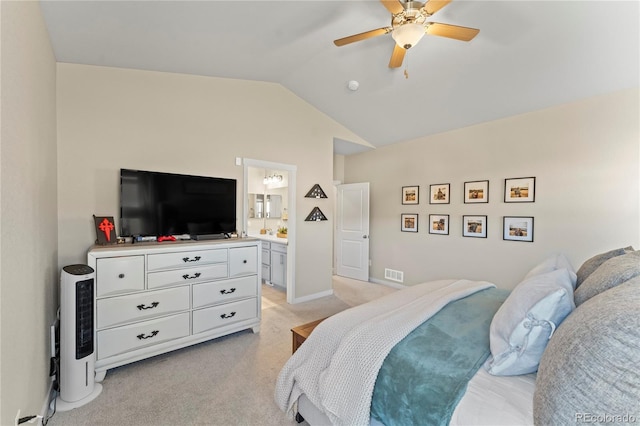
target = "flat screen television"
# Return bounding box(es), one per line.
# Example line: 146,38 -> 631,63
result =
120,169 -> 237,237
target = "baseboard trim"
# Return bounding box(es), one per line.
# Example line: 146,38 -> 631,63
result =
38,380 -> 55,425
369,277 -> 406,289
291,289 -> 334,304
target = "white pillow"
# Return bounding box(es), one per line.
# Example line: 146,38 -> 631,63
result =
523,253 -> 576,289
485,268 -> 575,376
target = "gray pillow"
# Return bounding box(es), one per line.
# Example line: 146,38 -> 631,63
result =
574,250 -> 640,306
575,246 -> 633,288
534,277 -> 640,425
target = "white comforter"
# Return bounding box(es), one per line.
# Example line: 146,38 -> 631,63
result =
274,279 -> 495,426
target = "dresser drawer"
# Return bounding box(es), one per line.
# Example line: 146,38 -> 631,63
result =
261,241 -> 271,250
97,313 -> 190,360
97,286 -> 189,329
192,298 -> 257,334
229,247 -> 258,277
147,248 -> 227,271
96,256 -> 145,297
192,276 -> 258,309
147,263 -> 227,289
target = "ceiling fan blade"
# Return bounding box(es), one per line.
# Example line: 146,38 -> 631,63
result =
334,27 -> 391,46
426,22 -> 480,41
423,0 -> 452,16
388,44 -> 406,68
380,0 -> 404,15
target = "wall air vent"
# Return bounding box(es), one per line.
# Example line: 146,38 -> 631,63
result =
384,268 -> 404,283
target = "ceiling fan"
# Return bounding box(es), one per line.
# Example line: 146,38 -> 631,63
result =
334,0 -> 479,68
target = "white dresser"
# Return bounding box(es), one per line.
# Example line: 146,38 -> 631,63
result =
87,238 -> 261,381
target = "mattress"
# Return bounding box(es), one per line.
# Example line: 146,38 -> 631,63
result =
297,367 -> 536,426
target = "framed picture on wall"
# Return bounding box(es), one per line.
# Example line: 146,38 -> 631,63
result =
462,215 -> 487,238
429,214 -> 449,235
401,213 -> 419,232
503,216 -> 534,242
402,186 -> 419,205
430,184 -> 450,204
504,177 -> 536,202
464,180 -> 489,203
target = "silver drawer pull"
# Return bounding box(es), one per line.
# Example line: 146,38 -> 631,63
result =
182,256 -> 202,263
137,330 -> 159,340
137,302 -> 159,310
182,272 -> 201,280
220,312 -> 236,319
220,288 -> 236,295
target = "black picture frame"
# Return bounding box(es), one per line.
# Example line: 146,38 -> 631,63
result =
402,186 -> 419,205
503,216 -> 534,242
464,180 -> 489,203
462,215 -> 487,238
428,214 -> 449,235
429,183 -> 450,204
401,213 -> 419,232
504,177 -> 536,203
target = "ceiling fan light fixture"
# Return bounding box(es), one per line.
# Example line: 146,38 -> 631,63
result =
392,22 -> 425,49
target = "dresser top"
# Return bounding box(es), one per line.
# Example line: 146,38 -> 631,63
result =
88,237 -> 259,256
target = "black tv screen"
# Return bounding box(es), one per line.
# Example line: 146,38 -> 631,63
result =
120,169 -> 237,237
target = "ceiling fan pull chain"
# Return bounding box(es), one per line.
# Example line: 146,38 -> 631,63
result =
404,53 -> 409,79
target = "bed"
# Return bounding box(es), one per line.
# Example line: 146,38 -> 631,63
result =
275,247 -> 640,425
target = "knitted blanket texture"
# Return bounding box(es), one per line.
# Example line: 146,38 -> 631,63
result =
274,279 -> 495,426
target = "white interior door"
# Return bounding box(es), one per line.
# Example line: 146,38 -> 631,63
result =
336,182 -> 370,281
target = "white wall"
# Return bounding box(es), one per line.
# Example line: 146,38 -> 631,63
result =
0,2 -> 58,424
56,64 -> 367,299
344,89 -> 640,289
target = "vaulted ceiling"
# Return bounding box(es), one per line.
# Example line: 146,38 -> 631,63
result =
40,1 -> 639,154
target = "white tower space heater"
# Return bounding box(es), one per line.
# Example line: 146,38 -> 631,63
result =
56,265 -> 102,411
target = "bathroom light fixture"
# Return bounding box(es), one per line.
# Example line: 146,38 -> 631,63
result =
263,174 -> 283,185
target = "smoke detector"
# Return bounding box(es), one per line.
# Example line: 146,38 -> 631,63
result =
347,80 -> 359,91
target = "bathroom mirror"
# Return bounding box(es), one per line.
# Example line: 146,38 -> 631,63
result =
249,193 -> 281,219
266,194 -> 282,218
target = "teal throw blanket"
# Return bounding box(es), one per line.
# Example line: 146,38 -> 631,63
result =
370,287 -> 509,426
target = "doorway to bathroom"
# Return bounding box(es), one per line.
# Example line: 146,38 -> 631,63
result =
242,158 -> 297,304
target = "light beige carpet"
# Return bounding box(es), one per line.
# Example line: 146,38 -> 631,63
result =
46,278 -> 395,426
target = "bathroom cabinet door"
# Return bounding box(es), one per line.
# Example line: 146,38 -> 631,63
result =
270,244 -> 286,288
